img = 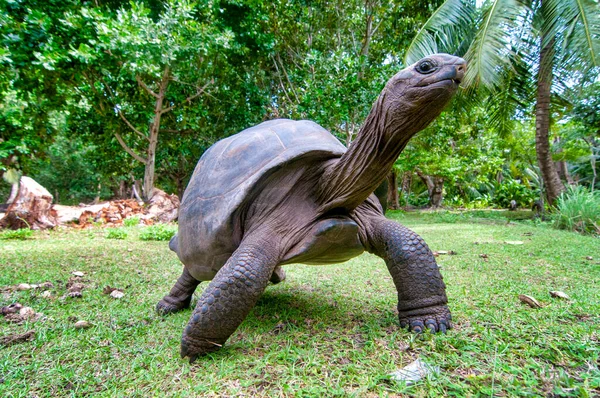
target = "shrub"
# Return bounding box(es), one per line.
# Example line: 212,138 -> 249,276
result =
493,179 -> 536,208
106,228 -> 128,240
0,228 -> 33,240
553,186 -> 600,235
123,216 -> 141,227
139,224 -> 176,241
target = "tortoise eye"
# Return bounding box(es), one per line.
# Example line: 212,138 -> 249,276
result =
416,60 -> 437,74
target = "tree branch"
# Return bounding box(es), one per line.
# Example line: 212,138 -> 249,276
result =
114,133 -> 148,164
136,75 -> 160,98
160,80 -> 212,115
117,110 -> 149,141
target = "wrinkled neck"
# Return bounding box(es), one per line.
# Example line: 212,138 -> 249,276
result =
317,92 -> 417,212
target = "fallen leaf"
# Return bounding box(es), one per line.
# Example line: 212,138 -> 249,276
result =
519,294 -> 542,308
75,320 -> 92,329
67,291 -> 83,298
40,291 -> 52,298
19,307 -> 36,317
110,290 -> 125,299
549,291 -> 571,300
1,303 -> 23,315
0,330 -> 35,347
505,241 -> 524,245
585,256 -> 593,261
72,271 -> 85,277
389,358 -> 440,385
479,254 -> 489,261
16,283 -> 32,291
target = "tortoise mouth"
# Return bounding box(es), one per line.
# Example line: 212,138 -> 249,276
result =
417,77 -> 460,88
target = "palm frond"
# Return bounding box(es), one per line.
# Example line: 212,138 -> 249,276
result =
463,0 -> 530,88
543,0 -> 600,68
404,0 -> 477,65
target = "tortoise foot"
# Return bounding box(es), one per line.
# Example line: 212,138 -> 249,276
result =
180,332 -> 225,363
399,304 -> 452,334
156,296 -> 192,315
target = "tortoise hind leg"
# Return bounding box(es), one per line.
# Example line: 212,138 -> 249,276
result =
156,267 -> 201,315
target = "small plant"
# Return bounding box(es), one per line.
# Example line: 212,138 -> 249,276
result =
106,228 -> 128,240
139,224 -> 176,241
0,228 -> 33,240
123,216 -> 141,227
553,186 -> 600,235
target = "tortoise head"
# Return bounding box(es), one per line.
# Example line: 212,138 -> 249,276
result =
381,54 -> 466,138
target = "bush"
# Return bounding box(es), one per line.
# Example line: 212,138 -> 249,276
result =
123,216 -> 141,227
139,224 -> 177,241
106,228 -> 128,240
553,186 -> 600,235
493,179 -> 536,208
0,228 -> 33,240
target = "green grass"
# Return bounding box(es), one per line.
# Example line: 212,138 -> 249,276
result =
0,211 -> 598,397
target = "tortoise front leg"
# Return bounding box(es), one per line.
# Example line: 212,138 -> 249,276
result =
180,233 -> 281,362
367,217 -> 451,333
156,267 -> 201,315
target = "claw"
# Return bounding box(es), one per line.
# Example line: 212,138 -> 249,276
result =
410,320 -> 425,333
439,322 -> 447,333
425,319 -> 437,333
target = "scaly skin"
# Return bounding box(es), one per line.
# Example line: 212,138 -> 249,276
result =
180,232 -> 280,362
156,267 -> 201,315
367,217 -> 452,333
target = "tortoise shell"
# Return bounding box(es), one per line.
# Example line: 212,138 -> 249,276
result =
174,119 -> 347,281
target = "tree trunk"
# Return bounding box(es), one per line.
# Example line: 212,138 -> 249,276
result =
386,169 -> 400,210
535,35 -> 564,206
142,67 -> 171,202
0,176 -> 58,230
401,172 -> 412,209
416,170 -> 444,208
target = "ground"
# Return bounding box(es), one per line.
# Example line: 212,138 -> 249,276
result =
0,211 -> 598,397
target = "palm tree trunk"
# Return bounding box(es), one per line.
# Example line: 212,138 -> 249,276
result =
535,36 -> 564,206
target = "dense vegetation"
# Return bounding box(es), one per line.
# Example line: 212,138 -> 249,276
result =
0,0 -> 598,221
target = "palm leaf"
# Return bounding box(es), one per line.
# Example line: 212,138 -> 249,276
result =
543,0 -> 600,68
404,0 -> 477,65
463,0 -> 530,88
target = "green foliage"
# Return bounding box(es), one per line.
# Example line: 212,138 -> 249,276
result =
105,228 -> 128,240
29,134 -> 109,204
553,186 -> 600,235
493,179 -> 537,208
0,228 -> 33,240
139,224 -> 176,241
123,216 -> 140,227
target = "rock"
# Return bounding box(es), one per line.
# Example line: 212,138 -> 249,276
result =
72,271 -> 85,277
16,283 -> 32,291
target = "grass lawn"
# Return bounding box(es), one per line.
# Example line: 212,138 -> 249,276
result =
1,211 -> 598,397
